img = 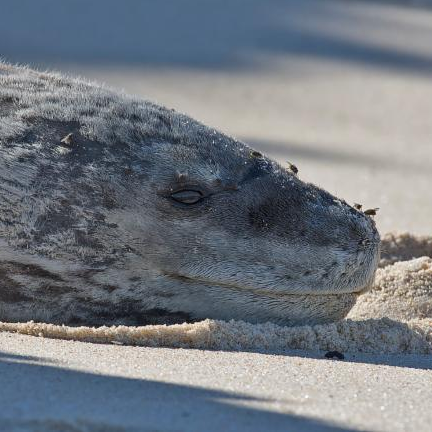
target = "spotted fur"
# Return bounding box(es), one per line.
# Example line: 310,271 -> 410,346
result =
0,62 -> 380,326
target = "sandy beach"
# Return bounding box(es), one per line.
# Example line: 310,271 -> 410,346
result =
1,0 -> 432,430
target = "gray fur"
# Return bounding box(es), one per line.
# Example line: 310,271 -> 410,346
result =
0,62 -> 380,326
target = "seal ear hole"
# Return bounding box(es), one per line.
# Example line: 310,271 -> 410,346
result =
171,190 -> 203,205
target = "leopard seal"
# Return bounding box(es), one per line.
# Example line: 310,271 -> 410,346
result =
0,62 -> 380,326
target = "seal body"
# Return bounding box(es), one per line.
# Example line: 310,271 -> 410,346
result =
0,63 -> 380,326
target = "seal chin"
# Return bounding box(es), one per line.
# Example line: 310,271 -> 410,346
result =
165,273 -> 358,325
167,272 -> 373,298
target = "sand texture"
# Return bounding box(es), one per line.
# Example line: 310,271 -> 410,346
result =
1,1 -> 432,429
1,233 -> 431,355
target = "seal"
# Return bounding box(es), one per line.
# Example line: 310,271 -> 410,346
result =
0,62 -> 380,326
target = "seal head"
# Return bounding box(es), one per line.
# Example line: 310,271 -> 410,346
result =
0,63 -> 380,326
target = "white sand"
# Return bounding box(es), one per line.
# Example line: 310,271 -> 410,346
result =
1,0 -> 432,430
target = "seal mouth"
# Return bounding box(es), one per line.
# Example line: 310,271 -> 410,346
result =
165,273 -> 370,299
165,272 -> 361,326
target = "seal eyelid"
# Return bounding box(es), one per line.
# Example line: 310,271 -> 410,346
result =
171,189 -> 204,205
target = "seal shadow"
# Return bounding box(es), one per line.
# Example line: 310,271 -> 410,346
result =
280,349 -> 432,372
187,316 -> 431,371
0,351 -> 356,432
10,316 -> 428,370
209,317 -> 432,371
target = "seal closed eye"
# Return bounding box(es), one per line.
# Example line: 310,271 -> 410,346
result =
171,190 -> 204,205
0,62 -> 380,327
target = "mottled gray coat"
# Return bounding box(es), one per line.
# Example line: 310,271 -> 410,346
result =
0,62 -> 380,326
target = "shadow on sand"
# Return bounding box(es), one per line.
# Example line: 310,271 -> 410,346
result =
245,137 -> 431,174
2,315 -> 431,372
0,351 -> 355,432
205,316 -> 432,371
1,0 -> 432,76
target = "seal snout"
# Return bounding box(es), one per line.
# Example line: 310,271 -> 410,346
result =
282,183 -> 382,295
333,205 -> 381,294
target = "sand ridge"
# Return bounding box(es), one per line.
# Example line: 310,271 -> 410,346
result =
0,232 -> 431,355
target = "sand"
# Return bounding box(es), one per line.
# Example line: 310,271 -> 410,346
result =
1,0 -> 432,430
